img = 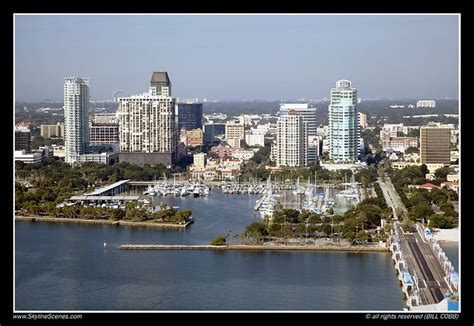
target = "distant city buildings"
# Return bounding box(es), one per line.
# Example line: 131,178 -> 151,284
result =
15,126 -> 31,152
190,145 -> 257,181
225,118 -> 245,148
64,77 -> 90,164
118,72 -> 177,167
275,111 -> 308,167
245,130 -> 265,147
180,128 -> 204,147
40,123 -> 64,139
176,102 -> 203,131
417,100 -> 436,108
328,80 -> 359,163
420,127 -> 451,166
358,112 -> 367,129
203,122 -> 226,145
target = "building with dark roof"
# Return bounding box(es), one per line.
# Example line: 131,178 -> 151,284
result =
149,71 -> 171,96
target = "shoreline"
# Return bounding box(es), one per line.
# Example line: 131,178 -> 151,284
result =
119,244 -> 389,252
15,215 -> 192,229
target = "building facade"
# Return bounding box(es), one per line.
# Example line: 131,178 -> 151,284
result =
180,128 -> 204,147
118,94 -> 177,166
90,122 -> 119,145
358,112 -> 367,129
64,77 -> 90,164
416,100 -> 436,108
15,126 -> 31,152
225,120 -> 245,148
149,71 -> 171,96
203,123 -> 226,144
276,112 -> 308,167
420,127 -> 451,164
328,80 -> 358,162
176,103 -> 203,131
40,123 -> 64,138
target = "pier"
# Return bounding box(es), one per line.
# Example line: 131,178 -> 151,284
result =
380,176 -> 458,311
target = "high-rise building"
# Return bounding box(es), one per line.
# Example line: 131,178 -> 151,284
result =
276,111 -> 308,167
279,103 -> 317,135
203,123 -> 226,144
420,127 -> 451,164
176,103 -> 203,131
15,126 -> 31,152
90,122 -> 119,145
358,112 -> 367,129
416,100 -> 436,108
40,123 -> 64,139
225,120 -> 245,148
64,77 -> 90,164
328,80 -> 359,163
118,72 -> 177,166
279,103 -> 318,163
149,71 -> 171,96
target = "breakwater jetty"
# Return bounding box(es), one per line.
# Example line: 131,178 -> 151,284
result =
119,244 -> 389,252
15,215 -> 193,229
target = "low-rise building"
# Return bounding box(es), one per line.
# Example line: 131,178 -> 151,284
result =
447,174 -> 459,183
193,153 -> 207,169
414,183 -> 439,191
245,131 -> 265,147
440,181 -> 459,193
74,153 -> 118,165
40,123 -> 65,138
181,128 -> 204,147
14,150 -> 42,164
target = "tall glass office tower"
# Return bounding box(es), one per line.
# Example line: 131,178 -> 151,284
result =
328,80 -> 358,162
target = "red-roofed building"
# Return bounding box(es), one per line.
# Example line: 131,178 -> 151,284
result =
440,181 -> 459,193
414,183 -> 440,191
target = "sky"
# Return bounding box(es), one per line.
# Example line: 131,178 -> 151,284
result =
14,14 -> 459,101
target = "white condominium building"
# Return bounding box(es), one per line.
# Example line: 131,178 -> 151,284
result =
276,112 -> 308,167
118,93 -> 177,153
416,100 -> 436,108
64,77 -> 90,164
328,80 -> 359,163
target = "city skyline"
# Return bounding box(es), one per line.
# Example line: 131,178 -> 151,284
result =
14,14 -> 459,101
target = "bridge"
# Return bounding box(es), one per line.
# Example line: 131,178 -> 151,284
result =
379,176 -> 458,310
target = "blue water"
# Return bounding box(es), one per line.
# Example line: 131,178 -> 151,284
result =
440,243 -> 459,272
15,191 -> 405,311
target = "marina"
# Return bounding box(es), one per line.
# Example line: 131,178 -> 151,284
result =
15,191 -> 405,311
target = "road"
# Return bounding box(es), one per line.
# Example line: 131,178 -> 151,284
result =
377,176 -> 408,220
396,223 -> 450,305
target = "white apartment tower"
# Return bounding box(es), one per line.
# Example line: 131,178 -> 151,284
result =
328,80 -> 359,162
118,72 -> 177,166
276,112 -> 308,167
118,95 -> 176,152
64,77 -> 90,164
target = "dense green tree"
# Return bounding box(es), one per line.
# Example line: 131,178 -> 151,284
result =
210,236 -> 226,245
428,214 -> 454,229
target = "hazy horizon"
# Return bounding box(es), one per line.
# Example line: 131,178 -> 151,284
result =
15,14 -> 459,101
